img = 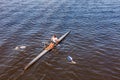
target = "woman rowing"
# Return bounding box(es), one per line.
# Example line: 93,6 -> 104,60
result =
51,34 -> 59,44
45,34 -> 59,50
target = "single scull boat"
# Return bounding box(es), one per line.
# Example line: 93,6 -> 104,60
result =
24,31 -> 71,70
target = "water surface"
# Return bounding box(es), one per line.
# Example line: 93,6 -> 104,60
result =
0,0 -> 120,80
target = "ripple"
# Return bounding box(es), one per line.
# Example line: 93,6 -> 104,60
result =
0,0 -> 120,80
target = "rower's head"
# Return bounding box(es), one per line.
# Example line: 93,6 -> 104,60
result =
53,34 -> 56,37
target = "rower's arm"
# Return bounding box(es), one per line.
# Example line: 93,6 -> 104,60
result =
55,38 -> 59,43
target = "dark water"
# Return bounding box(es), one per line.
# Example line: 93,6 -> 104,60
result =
0,0 -> 120,80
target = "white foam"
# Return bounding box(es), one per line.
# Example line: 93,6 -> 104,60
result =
14,45 -> 27,51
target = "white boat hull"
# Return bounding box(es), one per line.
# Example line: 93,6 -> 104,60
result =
24,31 -> 70,70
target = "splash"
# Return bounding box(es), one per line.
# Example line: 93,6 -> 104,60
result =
14,45 -> 27,51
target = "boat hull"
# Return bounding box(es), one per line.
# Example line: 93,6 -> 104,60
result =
24,31 -> 70,70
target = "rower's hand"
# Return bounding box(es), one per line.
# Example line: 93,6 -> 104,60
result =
56,40 -> 59,44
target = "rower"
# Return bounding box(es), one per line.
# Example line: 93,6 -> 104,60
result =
51,34 -> 59,44
43,34 -> 59,48
45,34 -> 59,50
